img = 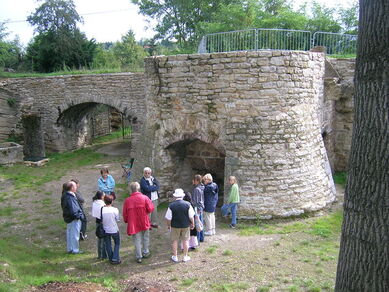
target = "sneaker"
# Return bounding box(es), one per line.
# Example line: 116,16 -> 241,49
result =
142,252 -> 151,258
212,229 -> 216,235
136,258 -> 142,263
182,255 -> 191,262
151,224 -> 159,228
110,260 -> 121,265
171,255 -> 179,263
204,231 -> 213,236
229,224 -> 236,229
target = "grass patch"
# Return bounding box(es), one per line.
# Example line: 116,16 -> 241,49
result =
92,127 -> 131,144
238,210 -> 342,239
328,54 -> 356,59
206,245 -> 219,254
180,278 -> 197,287
333,172 -> 347,186
222,249 -> 233,256
0,148 -> 104,190
0,206 -> 20,217
212,282 -> 250,291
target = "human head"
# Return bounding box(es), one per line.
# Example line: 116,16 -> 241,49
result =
203,173 -> 213,184
129,182 -> 140,193
100,168 -> 109,177
192,174 -> 202,185
183,191 -> 192,203
71,178 -> 80,188
64,181 -> 77,193
143,167 -> 152,178
93,191 -> 104,201
104,194 -> 114,205
228,176 -> 237,185
172,188 -> 185,199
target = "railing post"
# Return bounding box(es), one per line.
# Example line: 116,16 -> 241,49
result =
198,36 -> 206,54
255,29 -> 259,51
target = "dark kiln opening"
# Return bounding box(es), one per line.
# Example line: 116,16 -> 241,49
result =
166,139 -> 225,205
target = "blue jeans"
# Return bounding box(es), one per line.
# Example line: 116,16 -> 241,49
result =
104,232 -> 120,262
96,223 -> 107,259
196,210 -> 204,242
221,203 -> 238,225
66,219 -> 81,253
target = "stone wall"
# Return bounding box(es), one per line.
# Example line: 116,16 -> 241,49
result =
138,51 -> 336,218
326,58 -> 355,171
0,73 -> 146,152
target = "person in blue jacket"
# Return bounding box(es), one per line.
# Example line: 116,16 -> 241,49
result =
61,180 -> 86,254
98,167 -> 116,199
203,173 -> 218,236
140,167 -> 160,228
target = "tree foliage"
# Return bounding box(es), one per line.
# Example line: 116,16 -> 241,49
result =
0,23 -> 23,70
112,30 -> 148,70
26,0 -> 96,72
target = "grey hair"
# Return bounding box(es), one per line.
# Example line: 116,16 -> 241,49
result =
203,173 -> 213,182
130,182 -> 140,193
143,167 -> 152,173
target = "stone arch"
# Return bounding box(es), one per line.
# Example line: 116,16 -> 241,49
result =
163,133 -> 226,203
53,100 -> 142,152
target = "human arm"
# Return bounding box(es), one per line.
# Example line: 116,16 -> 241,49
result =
145,197 -> 155,214
98,178 -> 110,193
229,184 -> 240,203
140,177 -> 159,193
122,199 -> 128,223
188,205 -> 195,229
165,207 -> 172,230
107,175 -> 115,192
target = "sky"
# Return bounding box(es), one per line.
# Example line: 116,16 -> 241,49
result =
0,0 -> 355,47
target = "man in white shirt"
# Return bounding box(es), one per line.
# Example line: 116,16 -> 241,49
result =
165,189 -> 195,263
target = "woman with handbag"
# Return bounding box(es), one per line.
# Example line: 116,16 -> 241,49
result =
92,191 -> 107,259
101,194 -> 121,265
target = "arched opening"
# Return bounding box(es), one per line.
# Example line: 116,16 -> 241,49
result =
56,102 -> 137,151
22,114 -> 46,161
166,139 -> 226,205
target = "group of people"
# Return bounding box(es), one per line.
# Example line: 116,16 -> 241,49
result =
60,166 -> 240,264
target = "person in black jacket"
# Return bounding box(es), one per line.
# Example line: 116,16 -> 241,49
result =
140,167 -> 160,228
61,181 -> 85,254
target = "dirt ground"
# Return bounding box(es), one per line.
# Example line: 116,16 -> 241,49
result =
3,142 -> 343,292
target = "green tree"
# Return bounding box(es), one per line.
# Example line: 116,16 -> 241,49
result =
26,0 -> 96,72
132,0 -> 240,49
112,30 -> 147,70
338,0 -> 359,34
304,2 -> 342,32
0,23 -> 23,70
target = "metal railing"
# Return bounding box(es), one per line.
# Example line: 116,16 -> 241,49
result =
198,28 -> 357,55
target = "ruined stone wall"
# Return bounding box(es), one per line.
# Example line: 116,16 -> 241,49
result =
327,58 -> 355,171
140,51 -> 336,218
0,73 -> 146,152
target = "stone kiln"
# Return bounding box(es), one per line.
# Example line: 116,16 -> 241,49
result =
134,50 -> 336,218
